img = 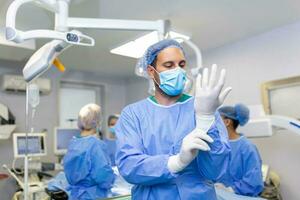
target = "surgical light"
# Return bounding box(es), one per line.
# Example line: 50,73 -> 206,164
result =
110,31 -> 190,58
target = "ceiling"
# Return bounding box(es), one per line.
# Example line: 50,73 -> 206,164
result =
1,0 -> 300,78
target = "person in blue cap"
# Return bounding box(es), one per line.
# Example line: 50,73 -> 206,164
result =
115,39 -> 232,199
218,104 -> 264,197
103,114 -> 119,166
63,103 -> 115,200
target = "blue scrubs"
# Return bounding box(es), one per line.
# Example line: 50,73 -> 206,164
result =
220,135 -> 263,196
115,96 -> 230,200
63,136 -> 115,200
103,139 -> 117,166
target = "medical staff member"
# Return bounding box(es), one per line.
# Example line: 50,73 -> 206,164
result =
218,104 -> 264,196
104,114 -> 119,166
115,39 -> 232,199
63,103 -> 115,200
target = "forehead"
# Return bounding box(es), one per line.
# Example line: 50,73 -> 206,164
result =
156,47 -> 185,62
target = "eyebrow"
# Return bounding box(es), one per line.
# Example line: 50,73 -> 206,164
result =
162,59 -> 186,65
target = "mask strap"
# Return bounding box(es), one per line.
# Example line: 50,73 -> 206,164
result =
150,65 -> 160,86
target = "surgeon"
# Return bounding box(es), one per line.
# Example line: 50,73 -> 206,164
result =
103,114 -> 119,166
115,39 -> 232,199
218,104 -> 264,196
63,103 -> 115,200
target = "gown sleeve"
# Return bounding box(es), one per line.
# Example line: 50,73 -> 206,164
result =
115,106 -> 176,186
197,113 -> 231,182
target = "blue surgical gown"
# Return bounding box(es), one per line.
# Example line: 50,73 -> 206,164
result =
115,97 -> 231,200
103,139 -> 117,166
63,136 -> 115,200
219,135 -> 263,196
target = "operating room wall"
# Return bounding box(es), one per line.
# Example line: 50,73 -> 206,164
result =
202,21 -> 300,200
125,76 -> 148,104
0,61 -> 127,199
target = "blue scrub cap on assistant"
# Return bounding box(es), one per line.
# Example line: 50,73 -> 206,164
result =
136,39 -> 184,74
107,114 -> 119,126
218,104 -> 250,126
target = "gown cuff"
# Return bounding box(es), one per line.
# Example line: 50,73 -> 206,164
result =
195,115 -> 215,133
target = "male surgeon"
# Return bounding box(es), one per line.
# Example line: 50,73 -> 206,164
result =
115,39 -> 232,199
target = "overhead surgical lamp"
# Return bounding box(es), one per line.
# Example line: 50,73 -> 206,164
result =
21,33 -> 80,82
6,27 -> 95,46
5,0 -> 168,43
5,0 -> 169,82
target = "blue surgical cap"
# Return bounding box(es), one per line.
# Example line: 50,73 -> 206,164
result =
136,39 -> 184,76
107,114 -> 119,125
218,104 -> 250,126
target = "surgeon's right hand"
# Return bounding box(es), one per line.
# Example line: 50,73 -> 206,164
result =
167,129 -> 214,173
194,64 -> 232,133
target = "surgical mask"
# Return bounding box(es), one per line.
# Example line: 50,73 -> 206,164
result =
153,67 -> 186,96
109,126 -> 116,135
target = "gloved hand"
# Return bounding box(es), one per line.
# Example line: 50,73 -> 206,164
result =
194,64 -> 232,132
167,129 -> 214,173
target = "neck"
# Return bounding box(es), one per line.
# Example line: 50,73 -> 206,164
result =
154,86 -> 181,106
81,129 -> 96,137
228,129 -> 240,140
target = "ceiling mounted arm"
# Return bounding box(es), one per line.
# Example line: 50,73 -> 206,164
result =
67,18 -> 170,40
183,39 -> 203,77
172,37 -> 203,77
6,0 -> 36,29
6,0 -> 169,45
6,28 -> 95,46
6,0 -> 75,43
6,0 -> 60,29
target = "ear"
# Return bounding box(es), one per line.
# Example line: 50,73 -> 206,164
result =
223,118 -> 231,127
147,65 -> 155,79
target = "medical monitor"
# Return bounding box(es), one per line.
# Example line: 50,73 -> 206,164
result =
54,127 -> 80,155
13,133 -> 46,158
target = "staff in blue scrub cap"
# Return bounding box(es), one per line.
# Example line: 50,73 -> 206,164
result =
103,114 -> 119,166
115,39 -> 233,200
217,104 -> 264,197
63,103 -> 115,200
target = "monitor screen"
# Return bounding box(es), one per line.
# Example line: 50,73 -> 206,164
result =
56,128 -> 80,151
15,135 -> 45,157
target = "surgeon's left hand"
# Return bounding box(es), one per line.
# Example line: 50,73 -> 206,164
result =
167,129 -> 213,173
194,64 -> 232,132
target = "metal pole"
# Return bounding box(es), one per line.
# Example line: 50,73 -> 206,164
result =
24,83 -> 29,200
55,0 -> 69,31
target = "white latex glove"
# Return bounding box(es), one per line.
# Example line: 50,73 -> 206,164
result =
194,64 -> 232,132
168,129 -> 214,173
